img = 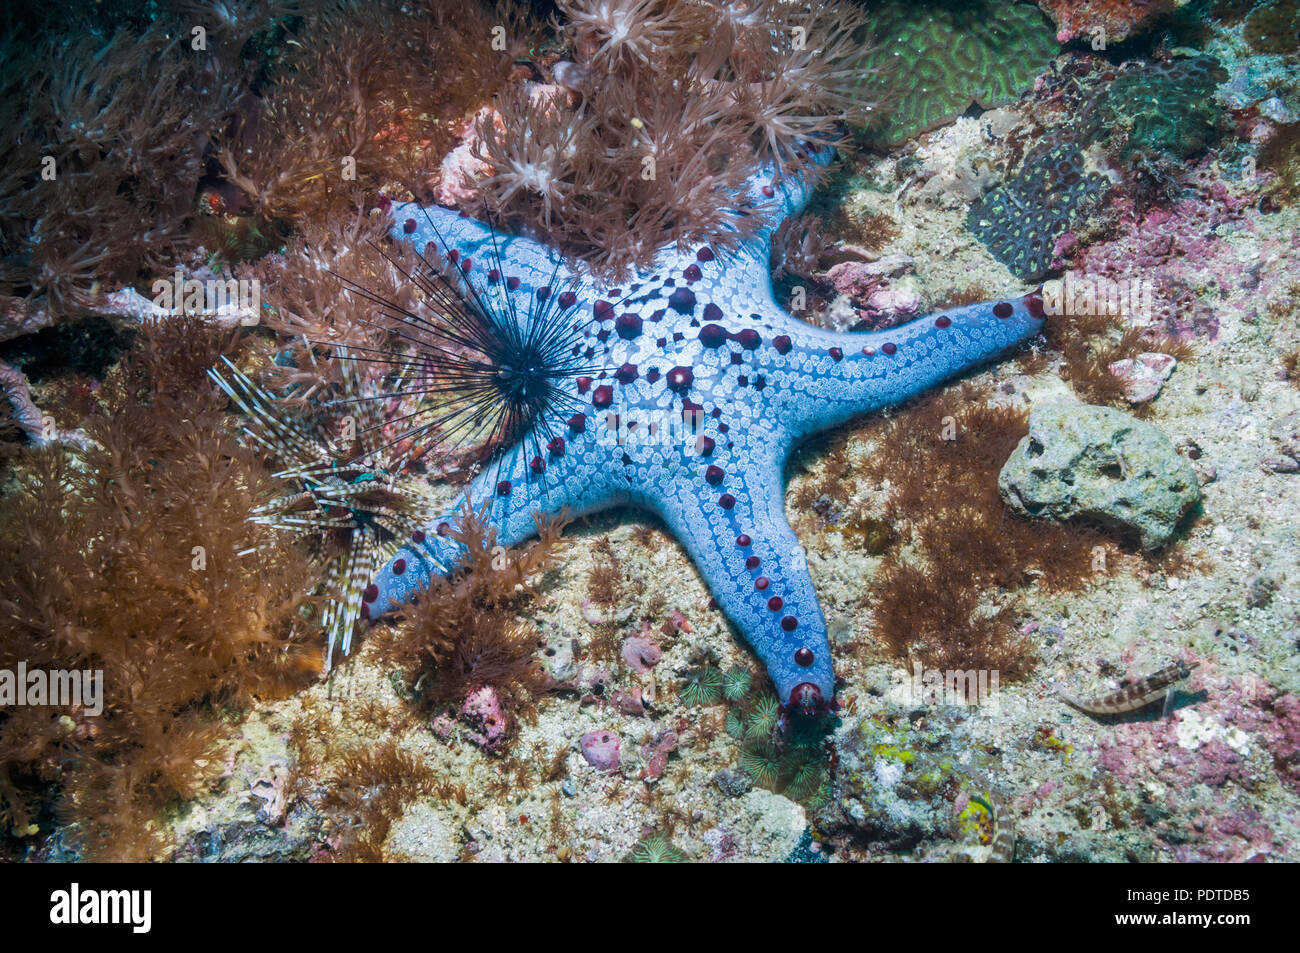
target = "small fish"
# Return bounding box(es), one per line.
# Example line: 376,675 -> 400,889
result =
1057,660 -> 1200,717
969,791 -> 1015,864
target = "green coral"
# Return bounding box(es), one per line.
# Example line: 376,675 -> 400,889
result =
1102,56 -> 1227,162
967,142 -> 1109,281
626,830 -> 687,863
729,687 -> 832,808
722,664 -> 752,702
853,1 -> 1059,147
678,662 -> 723,706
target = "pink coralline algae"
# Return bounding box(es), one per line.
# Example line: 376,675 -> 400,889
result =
1064,162 -> 1263,341
1263,694 -> 1300,794
1038,0 -> 1175,45
1092,675 -> 1292,793
611,685 -> 646,716
580,730 -> 621,772
639,729 -> 679,781
460,685 -> 509,752
1108,352 -> 1178,404
622,628 -> 663,674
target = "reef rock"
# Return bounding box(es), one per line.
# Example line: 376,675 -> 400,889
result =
579,730 -> 621,773
998,402 -> 1199,549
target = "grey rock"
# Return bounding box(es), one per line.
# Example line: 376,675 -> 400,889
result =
712,769 -> 754,798
998,402 -> 1200,549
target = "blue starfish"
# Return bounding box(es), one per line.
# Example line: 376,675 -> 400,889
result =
359,155 -> 1046,714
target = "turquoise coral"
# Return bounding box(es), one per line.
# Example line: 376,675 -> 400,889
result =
854,1 -> 1059,146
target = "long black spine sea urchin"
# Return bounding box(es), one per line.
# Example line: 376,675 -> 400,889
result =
324,210 -> 605,494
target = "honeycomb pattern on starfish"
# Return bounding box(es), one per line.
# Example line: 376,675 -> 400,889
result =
362,156 -> 1047,713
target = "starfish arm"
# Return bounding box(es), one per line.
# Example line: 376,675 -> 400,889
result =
390,202 -> 583,295
364,414 -> 634,618
648,446 -> 835,712
760,293 -> 1047,444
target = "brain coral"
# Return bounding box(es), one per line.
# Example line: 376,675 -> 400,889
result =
967,143 -> 1110,280
854,1 -> 1059,147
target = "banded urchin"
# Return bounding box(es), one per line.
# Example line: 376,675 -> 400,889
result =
208,355 -> 433,671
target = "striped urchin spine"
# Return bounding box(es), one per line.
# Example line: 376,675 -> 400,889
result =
208,356 -> 430,672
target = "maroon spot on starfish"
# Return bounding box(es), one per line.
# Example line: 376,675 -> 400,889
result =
699,324 -> 727,348
615,313 -> 642,339
794,648 -> 814,668
668,287 -> 696,314
437,522 -> 451,536
592,384 -> 614,408
736,329 -> 760,349
403,218 -> 416,233
615,363 -> 639,384
768,596 -> 784,611
530,456 -> 545,473
547,437 -> 565,455
755,577 -> 770,591
882,342 -> 897,355
736,534 -> 752,547
705,465 -> 724,485
393,559 -> 406,575
761,184 -> 775,197
697,247 -> 715,262
666,365 -> 694,394
781,616 -> 798,632
773,335 -> 792,355
703,302 -> 723,323
684,264 -> 702,282
1026,291 -> 1045,319
829,347 -> 843,361
363,584 -> 379,602
559,290 -> 578,308
412,530 -> 426,544
935,315 -> 951,329
488,268 -> 501,283
993,301 -> 1013,319
646,368 -> 661,383
594,300 -> 614,320
568,414 -> 586,432
576,376 -> 592,394
745,555 -> 760,569
697,435 -> 716,456
536,286 -> 550,300
507,276 -> 521,291
718,494 -> 735,509
496,480 -> 512,496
